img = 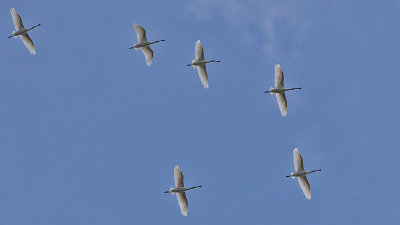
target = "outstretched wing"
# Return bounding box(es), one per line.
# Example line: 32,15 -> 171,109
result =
20,33 -> 36,55
10,8 -> 24,31
297,176 -> 311,199
293,148 -> 304,172
174,165 -> 184,188
276,93 -> 287,116
133,24 -> 148,43
275,64 -> 284,88
141,46 -> 153,66
197,65 -> 208,88
195,40 -> 204,60
176,192 -> 188,216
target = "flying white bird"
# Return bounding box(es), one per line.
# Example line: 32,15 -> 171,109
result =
286,148 -> 321,199
8,8 -> 41,55
264,64 -> 301,116
187,40 -> 220,88
129,24 -> 165,66
164,165 -> 202,216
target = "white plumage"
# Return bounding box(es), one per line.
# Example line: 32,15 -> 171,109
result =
131,24 -> 165,66
9,8 -> 41,55
265,64 -> 301,116
287,148 -> 321,200
165,165 -> 202,216
187,40 -> 220,88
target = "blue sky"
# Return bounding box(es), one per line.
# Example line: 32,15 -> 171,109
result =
0,0 -> 399,224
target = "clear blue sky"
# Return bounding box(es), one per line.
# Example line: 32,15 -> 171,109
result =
0,0 -> 399,224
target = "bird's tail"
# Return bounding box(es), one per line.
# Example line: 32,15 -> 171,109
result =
192,60 -> 197,69
12,31 -> 17,39
170,187 -> 175,195
291,172 -> 295,179
269,87 -> 274,95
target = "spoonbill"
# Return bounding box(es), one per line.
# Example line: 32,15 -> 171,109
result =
264,64 -> 301,116
187,40 -> 220,88
164,165 -> 202,216
129,24 -> 165,66
8,8 -> 41,55
286,148 -> 321,199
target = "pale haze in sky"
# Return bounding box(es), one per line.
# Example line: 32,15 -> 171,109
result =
0,0 -> 399,224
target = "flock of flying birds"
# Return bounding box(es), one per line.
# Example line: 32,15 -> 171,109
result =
8,8 -> 322,216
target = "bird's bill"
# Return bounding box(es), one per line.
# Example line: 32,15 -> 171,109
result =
186,64 -> 192,66
264,90 -> 270,93
308,169 -> 322,174
285,175 -> 291,177
8,35 -> 13,38
129,46 -> 135,49
164,191 -> 170,193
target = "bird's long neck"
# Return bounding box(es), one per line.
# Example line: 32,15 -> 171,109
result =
150,40 -> 165,44
186,185 -> 202,190
284,87 -> 301,91
306,169 -> 322,174
205,60 -> 220,64
28,24 -> 41,31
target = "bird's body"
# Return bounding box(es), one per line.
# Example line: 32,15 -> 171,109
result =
264,64 -> 301,116
168,186 -> 202,193
286,148 -> 321,199
164,165 -> 202,216
187,40 -> 220,88
13,28 -> 29,36
133,40 -> 164,49
268,87 -> 301,94
190,59 -> 219,66
130,24 -> 165,66
8,8 -> 41,55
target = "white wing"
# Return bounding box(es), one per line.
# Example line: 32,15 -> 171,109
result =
297,176 -> 311,199
197,65 -> 208,88
10,8 -> 24,31
141,46 -> 153,66
195,40 -> 204,60
293,148 -> 304,172
276,93 -> 287,116
133,24 -> 148,43
174,165 -> 184,188
19,33 -> 36,55
176,192 -> 188,216
275,64 -> 284,88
